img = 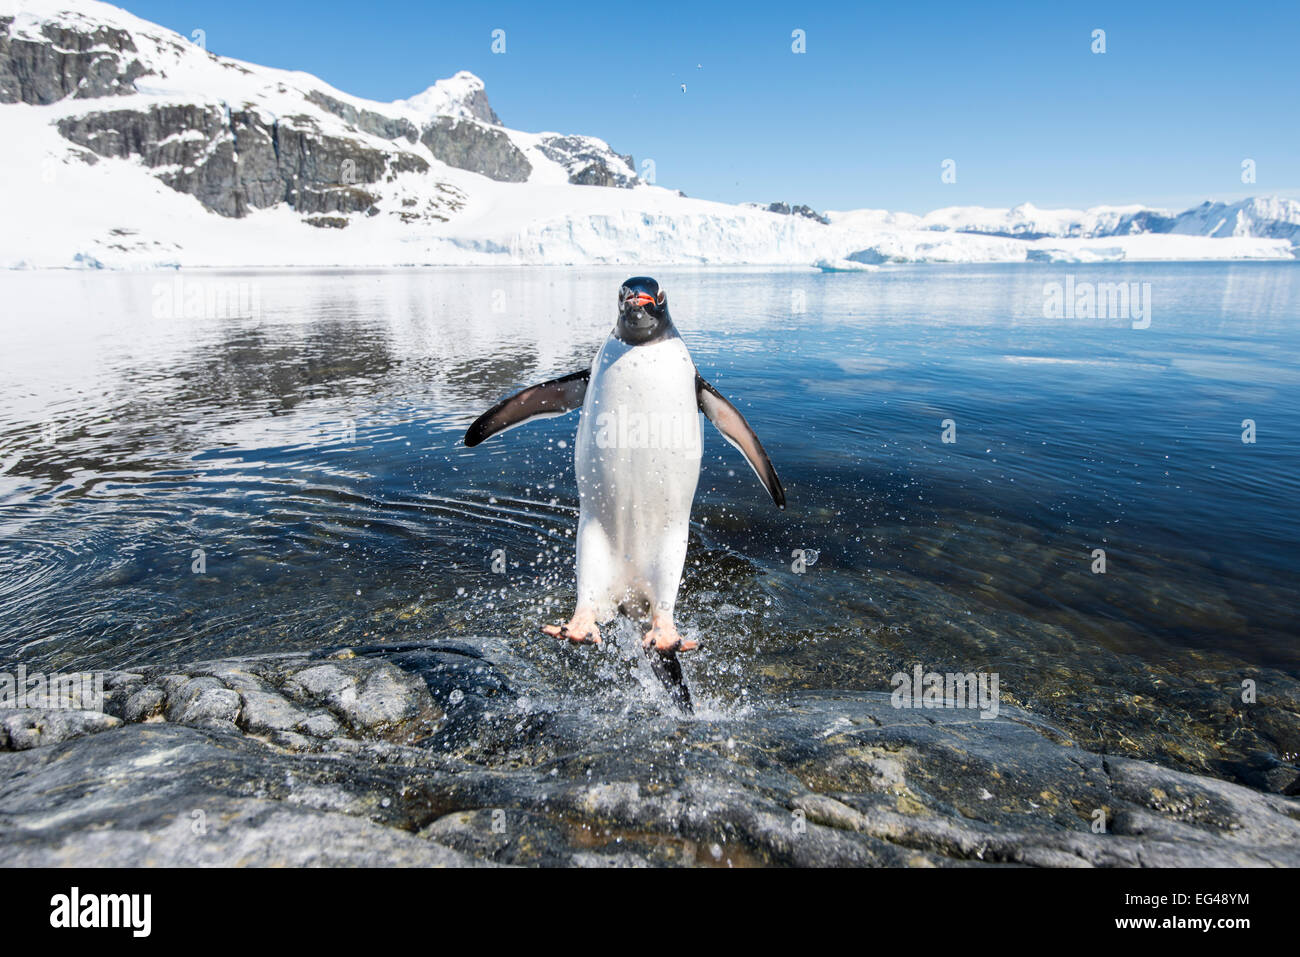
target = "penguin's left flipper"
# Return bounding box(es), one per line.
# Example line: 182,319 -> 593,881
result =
696,374 -> 786,508
463,370 -> 590,447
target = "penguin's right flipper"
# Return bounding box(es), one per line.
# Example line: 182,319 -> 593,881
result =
463,370 -> 590,446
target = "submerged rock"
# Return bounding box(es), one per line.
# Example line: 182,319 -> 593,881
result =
1,639 -> 1297,867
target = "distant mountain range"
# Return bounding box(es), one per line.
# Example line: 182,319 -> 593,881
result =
2,0 -> 1297,268
835,197 -> 1300,243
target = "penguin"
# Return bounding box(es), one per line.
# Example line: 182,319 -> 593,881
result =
463,277 -> 784,656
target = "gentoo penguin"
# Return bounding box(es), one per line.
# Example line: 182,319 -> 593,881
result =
464,277 -> 784,655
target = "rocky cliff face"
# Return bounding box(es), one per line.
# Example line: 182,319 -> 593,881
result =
538,135 -> 637,188
760,201 -> 830,224
58,105 -> 432,219
305,89 -> 420,143
0,1 -> 640,228
0,13 -> 149,103
420,116 -> 531,183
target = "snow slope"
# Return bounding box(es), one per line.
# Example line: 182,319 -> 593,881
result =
0,0 -> 1295,270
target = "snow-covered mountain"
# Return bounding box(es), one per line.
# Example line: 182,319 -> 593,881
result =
827,198 -> 1300,244
1166,197 -> 1300,242
392,72 -> 500,126
1,0 -> 1296,269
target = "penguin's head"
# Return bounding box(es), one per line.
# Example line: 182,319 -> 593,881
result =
616,276 -> 671,344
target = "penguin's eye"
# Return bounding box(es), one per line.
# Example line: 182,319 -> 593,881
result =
656,290 -> 666,306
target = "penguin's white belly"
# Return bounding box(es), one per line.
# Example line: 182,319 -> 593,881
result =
573,336 -> 702,619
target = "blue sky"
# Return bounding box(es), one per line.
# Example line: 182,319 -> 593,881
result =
125,0 -> 1299,213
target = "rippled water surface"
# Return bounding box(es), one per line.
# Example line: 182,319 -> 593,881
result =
1,264 -> 1297,782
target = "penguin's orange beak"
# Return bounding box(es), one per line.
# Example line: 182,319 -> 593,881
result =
624,292 -> 655,308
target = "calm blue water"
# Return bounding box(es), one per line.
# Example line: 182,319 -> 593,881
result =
0,264 -> 1296,781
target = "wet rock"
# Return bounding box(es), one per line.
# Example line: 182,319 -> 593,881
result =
297,712 -> 342,738
112,653 -> 444,745
181,689 -> 242,730
1212,749 -> 1300,796
0,640 -> 1296,867
419,807 -> 702,867
0,724 -> 480,867
282,659 -> 438,735
238,689 -> 304,735
0,708 -> 121,751
162,677 -> 240,729
124,687 -> 166,723
419,809 -> 523,862
100,671 -> 145,719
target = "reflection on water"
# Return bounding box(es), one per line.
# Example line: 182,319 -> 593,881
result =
0,264 -> 1297,788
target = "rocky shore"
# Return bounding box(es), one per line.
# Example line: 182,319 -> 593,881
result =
2,639 -> 1298,867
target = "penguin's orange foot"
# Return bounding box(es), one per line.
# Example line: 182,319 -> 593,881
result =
641,623 -> 697,654
541,618 -> 601,645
